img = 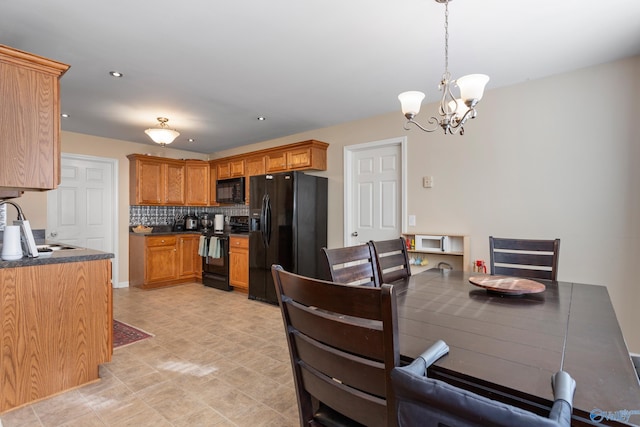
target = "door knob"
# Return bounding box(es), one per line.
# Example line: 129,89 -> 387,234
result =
351,232 -> 358,237
50,231 -> 58,238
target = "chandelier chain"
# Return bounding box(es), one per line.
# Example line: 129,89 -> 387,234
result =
444,0 -> 449,76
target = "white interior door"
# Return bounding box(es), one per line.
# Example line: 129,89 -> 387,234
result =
47,153 -> 118,286
344,137 -> 406,247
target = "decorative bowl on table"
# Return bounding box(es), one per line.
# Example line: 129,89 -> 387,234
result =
133,225 -> 153,234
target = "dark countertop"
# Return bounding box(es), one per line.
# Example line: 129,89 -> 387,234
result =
129,225 -> 249,237
0,241 -> 114,269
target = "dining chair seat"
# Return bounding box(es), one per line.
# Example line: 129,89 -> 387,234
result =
489,236 -> 560,281
391,340 -> 576,427
370,237 -> 411,284
271,265 -> 400,427
322,243 -> 380,287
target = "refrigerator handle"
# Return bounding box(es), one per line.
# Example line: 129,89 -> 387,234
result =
264,194 -> 272,248
260,194 -> 267,247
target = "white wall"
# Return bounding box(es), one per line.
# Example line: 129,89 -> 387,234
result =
217,55 -> 640,352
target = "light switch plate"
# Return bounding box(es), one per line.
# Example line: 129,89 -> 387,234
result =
423,176 -> 434,188
408,215 -> 416,226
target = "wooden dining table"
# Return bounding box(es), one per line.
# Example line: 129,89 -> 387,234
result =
394,268 -> 640,426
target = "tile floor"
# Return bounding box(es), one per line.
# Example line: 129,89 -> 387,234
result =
0,283 -> 299,427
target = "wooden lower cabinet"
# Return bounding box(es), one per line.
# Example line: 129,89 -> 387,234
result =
0,259 -> 112,413
130,233 -> 202,289
229,235 -> 249,292
178,235 -> 202,278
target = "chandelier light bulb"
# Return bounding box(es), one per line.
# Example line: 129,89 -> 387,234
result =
398,91 -> 426,117
456,74 -> 490,105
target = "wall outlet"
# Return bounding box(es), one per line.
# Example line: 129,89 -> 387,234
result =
423,176 -> 434,188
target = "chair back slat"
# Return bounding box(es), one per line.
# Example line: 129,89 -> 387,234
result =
300,363 -> 387,427
370,238 -> 411,284
489,236 -> 560,281
323,244 -> 380,287
293,330 -> 387,397
279,269 -> 384,320
286,299 -> 385,360
272,265 -> 399,427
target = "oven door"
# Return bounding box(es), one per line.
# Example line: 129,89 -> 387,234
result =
202,235 -> 232,291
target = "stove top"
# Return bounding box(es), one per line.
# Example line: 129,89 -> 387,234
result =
202,215 -> 249,235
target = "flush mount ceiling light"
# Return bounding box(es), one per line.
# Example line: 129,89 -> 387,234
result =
144,117 -> 180,146
398,0 -> 489,135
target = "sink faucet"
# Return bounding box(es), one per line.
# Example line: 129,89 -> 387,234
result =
0,200 -> 27,221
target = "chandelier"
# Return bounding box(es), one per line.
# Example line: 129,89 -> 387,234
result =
145,117 -> 180,145
398,0 -> 489,135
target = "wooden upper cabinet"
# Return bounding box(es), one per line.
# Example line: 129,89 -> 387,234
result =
286,140 -> 328,170
185,160 -> 209,206
265,140 -> 328,173
245,155 -> 266,177
209,162 -> 218,205
245,155 -> 266,204
0,45 -> 69,191
128,140 -> 327,206
217,159 -> 245,179
165,161 -> 186,205
265,151 -> 288,173
128,154 -> 185,205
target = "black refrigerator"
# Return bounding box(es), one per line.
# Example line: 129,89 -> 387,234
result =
249,171 -> 328,304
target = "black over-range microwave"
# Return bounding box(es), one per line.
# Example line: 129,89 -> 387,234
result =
216,177 -> 245,204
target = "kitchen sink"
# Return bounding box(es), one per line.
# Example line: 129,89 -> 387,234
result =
36,244 -> 78,251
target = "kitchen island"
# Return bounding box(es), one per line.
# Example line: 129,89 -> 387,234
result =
0,245 -> 113,413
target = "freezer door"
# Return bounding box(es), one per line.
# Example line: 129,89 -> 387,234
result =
248,173 -> 294,304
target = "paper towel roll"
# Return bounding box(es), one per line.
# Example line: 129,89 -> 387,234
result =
2,225 -> 23,260
214,214 -> 224,232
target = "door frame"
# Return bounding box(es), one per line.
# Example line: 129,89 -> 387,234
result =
343,137 -> 408,247
48,153 -> 119,287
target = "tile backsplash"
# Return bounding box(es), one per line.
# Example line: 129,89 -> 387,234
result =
129,205 -> 249,226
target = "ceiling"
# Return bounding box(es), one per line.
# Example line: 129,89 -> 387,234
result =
2,1 -> 640,155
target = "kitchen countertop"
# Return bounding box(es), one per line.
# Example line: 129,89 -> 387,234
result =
129,225 -> 248,237
0,241 -> 114,268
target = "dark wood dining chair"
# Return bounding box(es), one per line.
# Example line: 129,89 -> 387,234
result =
322,243 -> 380,287
391,340 -> 576,427
271,264 -> 400,427
370,237 -> 412,284
489,236 -> 561,281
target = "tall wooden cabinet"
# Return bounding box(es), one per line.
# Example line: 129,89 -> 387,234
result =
0,45 -> 69,191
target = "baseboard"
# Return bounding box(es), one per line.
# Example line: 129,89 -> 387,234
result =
113,281 -> 129,289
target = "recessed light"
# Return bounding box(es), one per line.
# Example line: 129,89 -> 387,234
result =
257,116 -> 266,121
109,71 -> 123,78
188,138 -> 195,143
61,113 -> 70,118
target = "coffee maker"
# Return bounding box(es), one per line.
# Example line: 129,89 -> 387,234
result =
185,213 -> 198,231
